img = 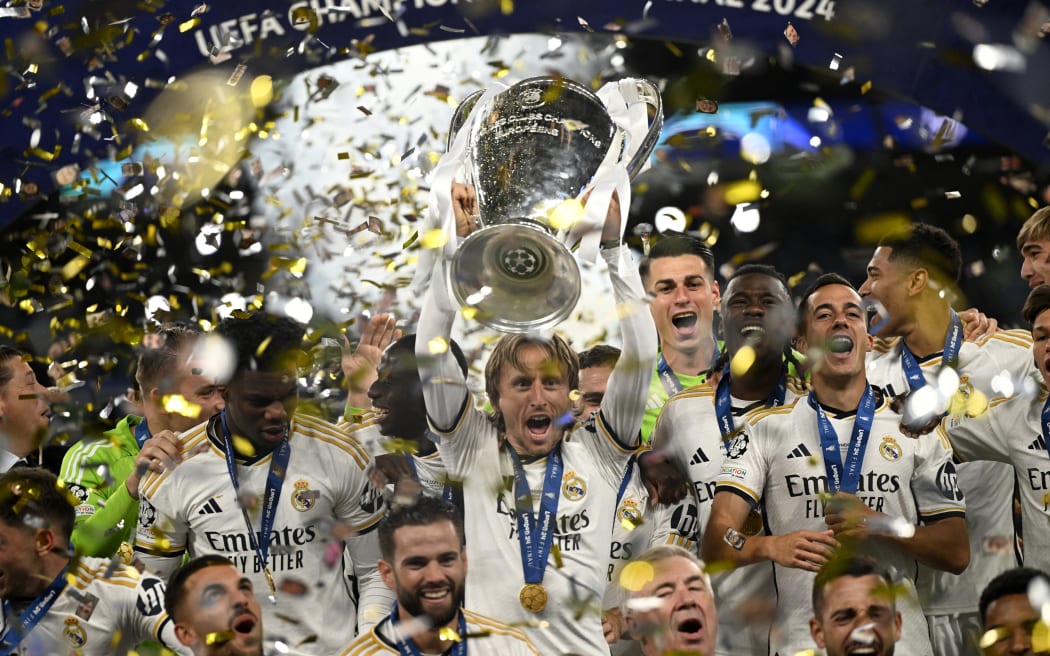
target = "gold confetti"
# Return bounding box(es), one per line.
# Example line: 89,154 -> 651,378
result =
250,75 -> 273,108
547,199 -> 583,230
60,256 -> 90,281
730,345 -> 756,378
227,64 -> 247,87
206,631 -> 234,646
420,229 -> 448,249
619,561 -> 654,592
427,337 -> 449,355
161,394 -> 201,418
232,436 -> 256,458
723,180 -> 762,205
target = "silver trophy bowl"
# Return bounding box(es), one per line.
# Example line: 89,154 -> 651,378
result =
446,76 -> 662,333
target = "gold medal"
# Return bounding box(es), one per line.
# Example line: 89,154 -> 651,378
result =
742,509 -> 763,536
519,583 -> 547,613
116,541 -> 135,565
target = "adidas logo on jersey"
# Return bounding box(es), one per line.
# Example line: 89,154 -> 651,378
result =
787,443 -> 812,459
1028,435 -> 1048,451
689,447 -> 710,465
197,498 -> 222,515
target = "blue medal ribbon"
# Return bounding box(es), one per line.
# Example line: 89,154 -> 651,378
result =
1041,395 -> 1050,461
808,385 -> 877,494
0,564 -> 70,656
713,364 -> 788,439
656,353 -> 685,396
615,457 -> 635,508
220,410 -> 289,598
899,311 -> 963,392
506,444 -> 563,588
407,453 -> 460,509
655,339 -> 720,397
387,602 -> 468,656
134,417 -> 152,449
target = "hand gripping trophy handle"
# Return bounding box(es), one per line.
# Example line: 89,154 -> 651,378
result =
443,76 -> 663,334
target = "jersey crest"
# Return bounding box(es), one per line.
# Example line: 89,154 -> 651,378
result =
616,498 -> 641,526
290,479 -> 319,512
63,617 -> 87,648
561,471 -> 587,501
879,436 -> 902,462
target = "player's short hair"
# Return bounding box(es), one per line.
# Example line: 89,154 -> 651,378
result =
639,235 -> 716,288
722,264 -> 792,315
485,333 -> 579,432
165,555 -> 237,623
979,567 -> 1050,624
727,263 -> 790,291
1022,284 -> 1050,324
214,312 -> 305,380
136,323 -> 203,392
812,555 -> 895,617
626,545 -> 712,597
389,334 -> 468,378
377,495 -> 464,562
878,223 -> 962,283
796,272 -> 856,333
0,467 -> 75,544
577,344 -> 621,370
1017,207 -> 1050,251
0,345 -> 26,392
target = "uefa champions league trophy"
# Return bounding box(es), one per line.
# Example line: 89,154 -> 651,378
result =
444,76 -> 663,333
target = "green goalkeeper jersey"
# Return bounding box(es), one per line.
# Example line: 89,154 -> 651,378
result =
60,414 -> 145,557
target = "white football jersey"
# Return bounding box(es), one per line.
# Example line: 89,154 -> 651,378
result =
866,331 -> 1033,614
941,390 -> 1050,573
339,414 -> 453,500
416,244 -> 656,656
652,375 -> 806,656
601,459 -> 699,609
339,609 -> 539,655
0,556 -> 185,655
434,398 -> 634,655
717,394 -> 966,656
134,413 -> 391,654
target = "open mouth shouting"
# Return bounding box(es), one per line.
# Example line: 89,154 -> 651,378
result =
525,414 -> 553,442
371,403 -> 393,430
739,324 -> 767,347
223,606 -> 261,647
671,311 -> 698,335
827,334 -> 855,354
670,609 -> 708,649
232,612 -> 257,637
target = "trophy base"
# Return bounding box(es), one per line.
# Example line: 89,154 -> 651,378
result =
450,223 -> 581,333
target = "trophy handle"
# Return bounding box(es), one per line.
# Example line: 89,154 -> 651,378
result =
623,79 -> 664,179
447,90 -> 485,151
